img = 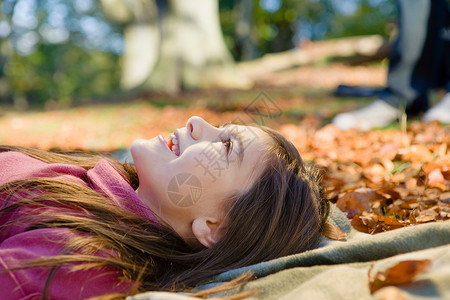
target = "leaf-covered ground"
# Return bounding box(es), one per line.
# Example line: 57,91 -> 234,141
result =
286,121 -> 450,233
0,62 -> 448,234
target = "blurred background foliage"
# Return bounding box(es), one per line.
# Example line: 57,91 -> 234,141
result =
221,0 -> 395,60
0,0 -> 395,109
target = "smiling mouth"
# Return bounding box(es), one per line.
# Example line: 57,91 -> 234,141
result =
166,133 -> 180,156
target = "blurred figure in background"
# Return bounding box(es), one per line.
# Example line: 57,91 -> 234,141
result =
333,0 -> 450,130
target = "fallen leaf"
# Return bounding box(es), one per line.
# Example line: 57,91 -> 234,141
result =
423,161 -> 442,174
363,163 -> 386,184
350,214 -> 369,233
321,221 -> 347,241
401,145 -> 434,162
409,211 -> 417,224
375,187 -> 401,201
416,208 -> 438,223
352,213 -> 408,234
336,190 -> 374,214
369,259 -> 431,293
360,215 -> 379,233
439,203 -> 450,218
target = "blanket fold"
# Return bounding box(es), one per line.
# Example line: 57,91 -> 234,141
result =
129,205 -> 450,300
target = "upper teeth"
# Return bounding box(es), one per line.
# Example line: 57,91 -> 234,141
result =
169,133 -> 179,155
170,133 -> 178,144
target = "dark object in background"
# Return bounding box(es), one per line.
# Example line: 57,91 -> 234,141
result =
334,84 -> 385,98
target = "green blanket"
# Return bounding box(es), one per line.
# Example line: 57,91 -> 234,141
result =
129,205 -> 450,300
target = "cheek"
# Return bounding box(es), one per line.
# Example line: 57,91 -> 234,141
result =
171,146 -> 204,171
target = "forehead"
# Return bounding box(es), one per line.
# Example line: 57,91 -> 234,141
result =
227,122 -> 268,145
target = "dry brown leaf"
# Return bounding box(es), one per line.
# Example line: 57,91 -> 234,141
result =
351,214 -> 408,234
350,214 -> 369,233
322,221 -> 347,241
415,211 -> 438,223
360,215 -> 379,233
336,190 -> 374,215
409,211 -> 417,224
439,203 -> 450,218
369,259 -> 431,294
440,192 -> 450,202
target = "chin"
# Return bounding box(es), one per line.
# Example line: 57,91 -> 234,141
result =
131,138 -> 156,159
131,138 -> 170,176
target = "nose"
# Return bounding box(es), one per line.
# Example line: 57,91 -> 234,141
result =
186,116 -> 218,141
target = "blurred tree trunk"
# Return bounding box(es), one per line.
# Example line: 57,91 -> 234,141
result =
102,0 -> 251,93
234,0 -> 258,61
101,0 -> 160,89
146,0 -> 251,93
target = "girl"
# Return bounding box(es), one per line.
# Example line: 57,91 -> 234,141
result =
0,116 -> 330,299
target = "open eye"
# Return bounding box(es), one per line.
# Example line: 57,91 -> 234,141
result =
221,138 -> 233,156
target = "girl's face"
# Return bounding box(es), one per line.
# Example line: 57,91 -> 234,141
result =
131,116 -> 269,246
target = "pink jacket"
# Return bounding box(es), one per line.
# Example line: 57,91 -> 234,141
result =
0,151 -> 158,299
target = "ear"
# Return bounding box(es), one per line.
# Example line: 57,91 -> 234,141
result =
191,217 -> 223,248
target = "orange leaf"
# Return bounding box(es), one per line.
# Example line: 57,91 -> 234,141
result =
369,259 -> 431,293
350,215 -> 370,233
423,161 -> 442,174
402,145 -> 434,162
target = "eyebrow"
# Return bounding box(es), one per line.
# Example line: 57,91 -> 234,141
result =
220,122 -> 244,166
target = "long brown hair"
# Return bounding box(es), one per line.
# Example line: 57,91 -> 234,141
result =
0,128 -> 329,297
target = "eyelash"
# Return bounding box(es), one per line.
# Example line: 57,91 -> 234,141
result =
221,137 -> 233,156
